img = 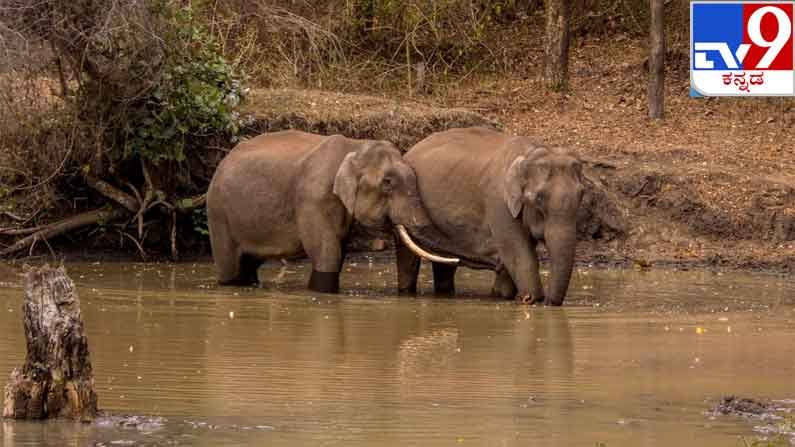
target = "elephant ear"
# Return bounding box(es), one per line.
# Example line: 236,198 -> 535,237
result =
503,156 -> 526,218
333,152 -> 359,215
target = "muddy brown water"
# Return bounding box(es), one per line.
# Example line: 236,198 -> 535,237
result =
1,258 -> 794,447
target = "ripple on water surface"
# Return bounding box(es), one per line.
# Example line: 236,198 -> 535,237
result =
1,259 -> 794,446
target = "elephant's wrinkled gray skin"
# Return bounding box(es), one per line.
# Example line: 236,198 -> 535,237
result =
399,127 -> 584,306
207,130 -> 457,293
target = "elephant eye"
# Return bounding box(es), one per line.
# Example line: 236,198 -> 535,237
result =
381,175 -> 396,192
534,191 -> 546,207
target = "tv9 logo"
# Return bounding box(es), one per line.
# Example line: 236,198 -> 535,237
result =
691,2 -> 795,96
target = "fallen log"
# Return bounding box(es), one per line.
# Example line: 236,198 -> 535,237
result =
0,225 -> 46,236
0,208 -> 128,257
3,264 -> 98,421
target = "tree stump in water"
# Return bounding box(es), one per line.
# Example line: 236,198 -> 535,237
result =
2,264 -> 98,421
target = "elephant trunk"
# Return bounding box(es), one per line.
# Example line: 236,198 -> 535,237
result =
544,220 -> 578,306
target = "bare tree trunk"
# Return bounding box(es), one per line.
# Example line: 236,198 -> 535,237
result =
648,0 -> 665,119
3,265 -> 98,421
544,0 -> 571,90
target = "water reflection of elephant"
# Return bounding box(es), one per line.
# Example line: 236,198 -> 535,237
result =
392,306 -> 575,443
200,299 -> 574,440
394,306 -> 574,402
393,308 -> 575,445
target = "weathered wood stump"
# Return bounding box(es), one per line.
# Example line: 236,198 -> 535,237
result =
2,264 -> 98,421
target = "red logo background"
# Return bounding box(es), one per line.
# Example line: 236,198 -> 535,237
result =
742,3 -> 794,70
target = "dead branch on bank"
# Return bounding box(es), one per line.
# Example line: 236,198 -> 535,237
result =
1,211 -> 25,222
116,228 -> 148,260
0,179 -> 207,259
0,225 -> 47,236
84,176 -> 138,213
0,208 -> 128,257
134,158 -> 155,238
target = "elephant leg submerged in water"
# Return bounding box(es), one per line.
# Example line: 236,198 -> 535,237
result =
206,130 -> 458,293
400,127 -> 584,305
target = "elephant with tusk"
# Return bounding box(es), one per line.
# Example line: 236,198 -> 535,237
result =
397,127 -> 584,306
206,130 -> 457,293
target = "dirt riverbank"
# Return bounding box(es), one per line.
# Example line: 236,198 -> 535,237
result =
3,36 -> 793,273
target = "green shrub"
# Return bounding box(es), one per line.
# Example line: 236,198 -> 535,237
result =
192,207 -> 209,237
116,1 -> 247,164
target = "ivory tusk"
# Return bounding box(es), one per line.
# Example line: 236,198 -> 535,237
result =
396,225 -> 459,265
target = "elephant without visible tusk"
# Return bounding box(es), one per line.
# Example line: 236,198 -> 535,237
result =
207,130 -> 458,293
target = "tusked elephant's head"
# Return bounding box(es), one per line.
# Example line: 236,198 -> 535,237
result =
333,140 -> 459,265
503,146 -> 584,306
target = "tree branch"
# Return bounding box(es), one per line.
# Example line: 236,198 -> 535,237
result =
0,208 -> 128,257
0,225 -> 46,236
85,175 -> 138,212
135,159 -> 155,238
1,211 -> 25,222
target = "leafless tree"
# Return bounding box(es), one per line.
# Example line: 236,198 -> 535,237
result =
648,0 -> 665,119
544,0 -> 571,90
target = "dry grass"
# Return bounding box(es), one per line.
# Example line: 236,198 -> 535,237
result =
241,88 -> 496,151
2,0 -> 793,267
0,73 -> 83,220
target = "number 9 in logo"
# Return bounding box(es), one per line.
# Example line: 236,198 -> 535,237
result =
747,6 -> 792,69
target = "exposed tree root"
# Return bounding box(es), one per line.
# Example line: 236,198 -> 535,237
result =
85,176 -> 138,212
2,166 -> 210,259
170,210 -> 178,261
116,229 -> 147,260
134,159 -> 155,239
